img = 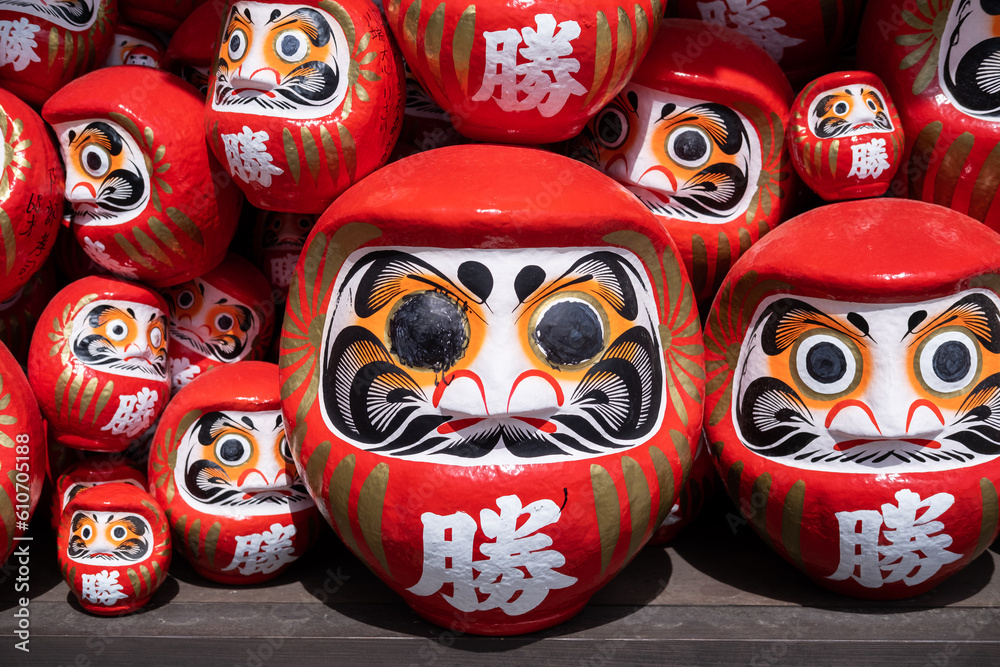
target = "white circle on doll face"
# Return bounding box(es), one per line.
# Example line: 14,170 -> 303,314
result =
54,119 -> 152,228
807,84 -> 894,139
66,509 -> 153,565
732,289 -> 1000,474
172,409 -> 314,517
211,2 -> 352,120
0,0 -> 99,31
938,1 -> 1000,120
68,299 -> 169,382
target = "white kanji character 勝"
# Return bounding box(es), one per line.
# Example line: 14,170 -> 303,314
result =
829,489 -> 962,589
81,570 -> 129,606
81,236 -> 139,278
848,138 -> 892,180
222,126 -> 284,187
408,494 -> 577,616
697,0 -> 804,62
0,19 -> 41,72
223,522 -> 298,576
169,357 -> 201,392
101,388 -> 159,438
472,14 -> 587,118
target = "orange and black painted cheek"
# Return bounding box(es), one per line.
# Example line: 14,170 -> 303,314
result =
147,318 -> 167,359
73,305 -> 138,364
103,517 -> 150,560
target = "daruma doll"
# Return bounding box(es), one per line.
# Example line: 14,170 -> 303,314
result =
704,199 -> 1000,599
386,0 -> 663,144
279,145 -> 705,634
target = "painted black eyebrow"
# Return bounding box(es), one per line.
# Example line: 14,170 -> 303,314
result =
240,415 -> 256,430
754,298 -> 872,356
126,308 -> 136,319
195,411 -> 253,446
270,8 -> 333,47
903,293 -> 1000,352
274,414 -> 283,431
520,251 -> 642,321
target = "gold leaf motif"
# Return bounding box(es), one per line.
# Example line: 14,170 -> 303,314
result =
358,463 -> 391,576
329,454 -> 359,554
977,478 -> 999,558
166,208 -> 204,247
781,480 -> 805,567
585,12 -> 612,109
283,127 -> 301,185
453,6 -> 477,94
590,464 -> 620,578
424,3 -> 446,92
934,132 -> 975,208
971,142 -> 1000,222
648,446 -> 674,529
187,518 -> 201,559
621,456 -> 651,563
301,126 -> 321,182
205,522 -> 222,567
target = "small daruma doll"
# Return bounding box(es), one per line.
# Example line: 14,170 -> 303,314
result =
205,0 -> 405,213
789,72 -> 904,202
0,88 -> 64,303
251,209 -> 316,300
386,0 -> 663,143
280,145 -> 704,634
58,483 -> 171,615
0,0 -> 117,107
149,362 -> 319,584
571,20 -> 795,306
42,66 -> 243,287
704,199 -> 1000,599
160,253 -> 275,392
0,340 -> 46,569
102,24 -> 164,68
28,276 -> 171,452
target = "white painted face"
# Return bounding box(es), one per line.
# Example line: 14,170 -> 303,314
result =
211,2 -> 351,120
67,510 -> 152,565
580,83 -> 762,223
808,84 -> 894,138
54,120 -> 151,228
320,246 -> 667,466
938,0 -> 1000,120
0,0 -> 98,30
69,299 -> 169,381
162,278 -> 261,363
173,409 -> 313,516
733,290 -> 1000,473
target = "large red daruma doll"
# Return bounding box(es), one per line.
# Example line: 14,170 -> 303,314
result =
704,199 -> 1000,599
205,0 -> 405,213
43,67 -> 243,288
570,20 -> 794,306
386,0 -> 663,144
0,0 -> 117,108
280,145 -> 705,634
858,0 -> 1000,229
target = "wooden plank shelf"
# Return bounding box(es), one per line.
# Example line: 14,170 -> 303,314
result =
2,495 -> 998,666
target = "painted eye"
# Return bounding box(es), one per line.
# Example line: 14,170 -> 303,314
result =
215,434 -> 252,466
595,107 -> 629,150
834,101 -> 849,116
792,332 -> 861,397
80,145 -> 111,178
279,434 -> 292,462
666,127 -> 712,169
981,0 -> 1000,16
388,291 -> 469,372
274,29 -> 309,64
105,319 -> 129,342
176,289 -> 195,310
532,297 -> 605,367
111,525 -> 127,541
215,313 -> 235,333
298,217 -> 312,230
916,329 -> 980,396
866,97 -> 879,112
80,525 -> 93,541
149,325 -> 162,348
227,28 -> 248,61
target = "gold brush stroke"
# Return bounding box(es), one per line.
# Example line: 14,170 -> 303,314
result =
338,124 -> 357,182
78,377 -> 97,421
127,568 -> 140,594
403,0 -> 422,57
611,8 -> 632,92
134,228 -> 172,266
908,121 -> 943,200
48,28 -> 58,69
934,132 -> 975,207
977,478 -> 999,558
453,6 -> 476,95
92,381 -> 113,425
725,460 -> 743,507
649,446 -> 674,530
320,126 -> 340,185
671,430 -> 693,491
114,233 -> 154,271
715,231 -> 731,290
970,143 -> 1000,222
301,126 -> 321,182
424,3 -> 446,92
306,441 -> 332,499
782,480 -> 805,567
148,217 -> 183,255
66,371 -> 83,417
585,12 -> 612,108
166,208 -> 204,247
0,210 -> 13,276
187,518 -> 201,559
829,140 -> 839,177
205,522 -> 222,568
621,456 -> 651,563
329,454 -> 360,554
358,463 -> 391,576
603,230 -> 663,310
140,564 -> 151,591
591,464 -> 620,578
283,127 -> 301,185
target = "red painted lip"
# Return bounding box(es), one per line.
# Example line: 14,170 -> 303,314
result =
436,416 -> 558,435
231,86 -> 276,99
85,552 -> 114,558
833,438 -> 942,451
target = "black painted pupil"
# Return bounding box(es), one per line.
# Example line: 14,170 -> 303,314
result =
81,526 -> 91,539
179,292 -> 193,308
982,0 -> 1000,16
389,291 -> 468,372
229,33 -> 242,54
534,300 -> 603,366
219,438 -> 245,462
673,130 -> 708,162
217,315 -> 233,331
112,324 -> 125,335
85,150 -> 103,172
867,99 -> 877,111
112,527 -> 126,539
835,102 -> 849,115
281,34 -> 301,57
598,112 -> 623,145
806,341 -> 847,384
933,340 -> 971,383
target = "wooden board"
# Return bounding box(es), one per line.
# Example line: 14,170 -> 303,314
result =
1,495 -> 997,666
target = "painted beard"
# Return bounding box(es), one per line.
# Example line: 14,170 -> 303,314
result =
211,4 -> 349,118
70,302 -> 169,381
0,0 -> 96,29
319,247 -> 667,465
733,292 -> 1000,473
169,306 -> 252,362
67,511 -> 150,564
939,0 -> 1000,118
